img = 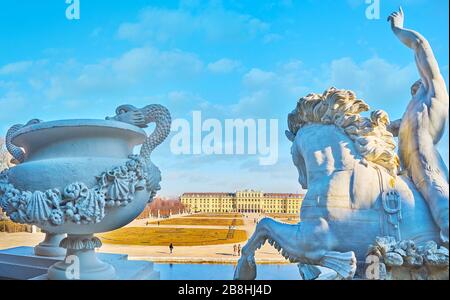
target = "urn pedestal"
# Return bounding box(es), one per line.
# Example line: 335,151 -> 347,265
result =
0,246 -> 159,280
34,232 -> 66,257
48,234 -> 116,280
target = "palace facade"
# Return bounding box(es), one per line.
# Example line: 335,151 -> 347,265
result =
180,190 -> 303,214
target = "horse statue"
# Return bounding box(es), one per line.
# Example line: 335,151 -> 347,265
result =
234,8 -> 449,281
233,87 -> 448,280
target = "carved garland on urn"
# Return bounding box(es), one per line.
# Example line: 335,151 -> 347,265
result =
0,155 -> 158,226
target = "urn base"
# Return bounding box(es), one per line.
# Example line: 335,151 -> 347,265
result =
0,246 -> 159,280
34,233 -> 66,257
47,234 -> 116,280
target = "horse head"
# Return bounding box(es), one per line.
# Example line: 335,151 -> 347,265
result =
286,87 -> 399,189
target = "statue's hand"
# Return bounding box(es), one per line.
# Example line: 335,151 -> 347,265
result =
387,7 -> 404,29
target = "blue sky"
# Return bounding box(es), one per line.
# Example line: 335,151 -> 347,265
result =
0,0 -> 448,197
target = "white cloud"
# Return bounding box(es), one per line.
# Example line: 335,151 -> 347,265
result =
112,47 -> 203,79
0,91 -> 27,121
117,8 -> 192,43
263,33 -> 282,44
90,27 -> 102,38
345,0 -> 364,9
117,5 -> 269,43
207,58 -> 241,73
243,68 -> 276,88
0,61 -> 33,75
325,57 -> 418,118
237,57 -> 421,120
42,46 -> 204,100
232,56 -> 425,121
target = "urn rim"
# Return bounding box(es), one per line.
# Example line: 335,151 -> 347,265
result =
11,119 -> 147,147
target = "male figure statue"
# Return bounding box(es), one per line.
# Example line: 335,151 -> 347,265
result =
388,8 -> 449,243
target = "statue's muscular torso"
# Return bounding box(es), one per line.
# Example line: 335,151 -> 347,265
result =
398,87 -> 449,185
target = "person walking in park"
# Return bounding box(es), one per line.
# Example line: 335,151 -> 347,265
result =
169,243 -> 174,254
233,244 -> 237,256
237,244 -> 241,256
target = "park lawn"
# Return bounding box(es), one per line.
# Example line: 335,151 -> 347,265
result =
99,227 -> 247,246
183,213 -> 243,218
150,218 -> 244,226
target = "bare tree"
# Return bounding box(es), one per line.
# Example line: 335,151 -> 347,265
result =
0,138 -> 10,220
0,138 -> 13,171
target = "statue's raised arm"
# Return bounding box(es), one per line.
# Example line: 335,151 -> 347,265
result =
388,8 -> 444,88
388,7 -> 449,142
388,8 -> 449,244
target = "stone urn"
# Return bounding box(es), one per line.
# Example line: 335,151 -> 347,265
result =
0,104 -> 171,280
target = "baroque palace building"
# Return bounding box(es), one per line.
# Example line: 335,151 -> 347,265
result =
180,190 -> 303,214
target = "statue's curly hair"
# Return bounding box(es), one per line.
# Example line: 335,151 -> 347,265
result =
288,87 -> 399,175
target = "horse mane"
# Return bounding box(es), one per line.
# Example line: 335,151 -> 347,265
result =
288,87 -> 399,175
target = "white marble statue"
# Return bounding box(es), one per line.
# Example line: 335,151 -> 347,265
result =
234,8 -> 448,280
387,7 -> 449,244
0,104 -> 171,279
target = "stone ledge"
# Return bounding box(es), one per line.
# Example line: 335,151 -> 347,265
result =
0,246 -> 159,280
